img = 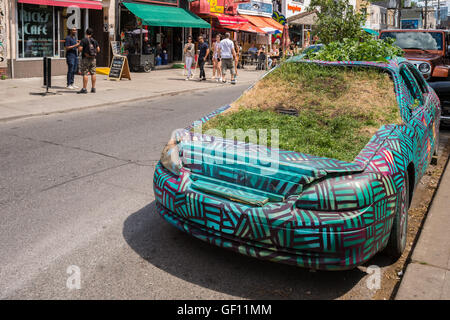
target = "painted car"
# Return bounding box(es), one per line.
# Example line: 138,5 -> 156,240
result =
153,58 -> 440,270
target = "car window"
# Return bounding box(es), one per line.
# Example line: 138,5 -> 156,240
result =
400,65 -> 424,107
380,31 -> 443,50
407,64 -> 428,95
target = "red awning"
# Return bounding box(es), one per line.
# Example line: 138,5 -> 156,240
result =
17,0 -> 103,10
225,22 -> 265,34
239,15 -> 283,32
211,13 -> 248,26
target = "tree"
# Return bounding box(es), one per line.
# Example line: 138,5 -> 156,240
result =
308,0 -> 369,45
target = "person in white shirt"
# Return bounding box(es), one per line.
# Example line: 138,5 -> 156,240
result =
218,33 -> 236,84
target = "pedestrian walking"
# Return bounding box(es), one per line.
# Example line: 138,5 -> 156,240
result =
184,35 -> 195,80
197,35 -> 209,81
77,28 -> 100,94
218,33 -> 236,84
212,34 -> 222,82
65,27 -> 80,89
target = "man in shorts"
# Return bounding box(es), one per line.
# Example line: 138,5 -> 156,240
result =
218,33 -> 236,84
78,28 -> 100,94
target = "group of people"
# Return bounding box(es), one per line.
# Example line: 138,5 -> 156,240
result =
184,33 -> 240,85
64,27 -> 100,94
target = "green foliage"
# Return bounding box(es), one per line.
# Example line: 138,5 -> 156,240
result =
308,0 -> 369,45
305,37 -> 404,62
203,63 -> 401,162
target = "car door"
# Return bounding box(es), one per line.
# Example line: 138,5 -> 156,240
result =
399,62 -> 435,179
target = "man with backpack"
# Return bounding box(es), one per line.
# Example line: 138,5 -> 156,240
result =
78,28 -> 100,94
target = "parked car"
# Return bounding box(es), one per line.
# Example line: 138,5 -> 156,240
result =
379,29 -> 450,81
379,30 -> 450,125
428,81 -> 450,126
154,58 -> 440,270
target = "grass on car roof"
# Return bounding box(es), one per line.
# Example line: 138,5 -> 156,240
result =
201,62 -> 401,163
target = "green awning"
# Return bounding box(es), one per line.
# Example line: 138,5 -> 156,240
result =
123,3 -> 210,28
362,28 -> 379,36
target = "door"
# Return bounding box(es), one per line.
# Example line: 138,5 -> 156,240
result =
89,9 -> 109,67
399,63 -> 435,178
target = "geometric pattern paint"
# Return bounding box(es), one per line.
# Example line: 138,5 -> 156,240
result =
153,58 -> 441,270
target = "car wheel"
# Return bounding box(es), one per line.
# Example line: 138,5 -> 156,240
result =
385,174 -> 410,258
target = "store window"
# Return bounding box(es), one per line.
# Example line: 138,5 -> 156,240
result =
17,3 -> 54,58
17,3 -> 85,59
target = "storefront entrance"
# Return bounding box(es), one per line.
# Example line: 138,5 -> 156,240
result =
89,8 -> 109,67
119,1 -> 210,69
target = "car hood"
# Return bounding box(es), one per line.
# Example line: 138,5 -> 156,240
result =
403,51 -> 442,62
173,129 -> 366,199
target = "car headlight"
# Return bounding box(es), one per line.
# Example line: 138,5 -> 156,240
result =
418,63 -> 431,74
295,174 -> 393,211
160,138 -> 182,176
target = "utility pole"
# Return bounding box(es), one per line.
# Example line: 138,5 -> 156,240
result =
424,0 -> 428,28
397,0 -> 402,29
437,0 -> 441,28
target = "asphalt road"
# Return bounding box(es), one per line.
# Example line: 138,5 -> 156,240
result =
0,84 -> 448,299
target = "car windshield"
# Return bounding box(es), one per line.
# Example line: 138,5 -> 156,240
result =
380,31 -> 443,50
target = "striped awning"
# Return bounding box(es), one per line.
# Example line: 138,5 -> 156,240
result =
17,0 -> 102,10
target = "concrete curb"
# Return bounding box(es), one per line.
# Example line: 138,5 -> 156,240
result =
0,81 -> 253,123
394,148 -> 450,300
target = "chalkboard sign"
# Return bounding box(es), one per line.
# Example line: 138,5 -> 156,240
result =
108,55 -> 131,81
110,41 -> 121,56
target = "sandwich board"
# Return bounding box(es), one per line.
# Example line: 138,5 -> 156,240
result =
107,55 -> 131,81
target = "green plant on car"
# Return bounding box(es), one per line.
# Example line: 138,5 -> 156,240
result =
305,37 -> 404,62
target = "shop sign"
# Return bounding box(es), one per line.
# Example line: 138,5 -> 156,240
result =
237,0 -> 273,17
283,0 -> 305,18
401,19 -> 420,29
287,4 -> 302,14
209,0 -> 224,13
108,55 -> 131,81
18,4 -> 54,58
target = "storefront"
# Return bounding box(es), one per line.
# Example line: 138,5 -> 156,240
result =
189,0 -> 246,49
236,0 -> 283,51
286,8 -> 317,48
118,0 -> 210,66
5,0 -> 110,78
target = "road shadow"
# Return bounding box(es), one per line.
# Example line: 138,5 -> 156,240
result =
123,201 -> 373,299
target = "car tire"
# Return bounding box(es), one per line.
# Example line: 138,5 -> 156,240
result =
385,173 -> 410,259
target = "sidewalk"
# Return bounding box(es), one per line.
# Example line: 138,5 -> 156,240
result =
395,152 -> 450,300
0,67 -> 264,122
